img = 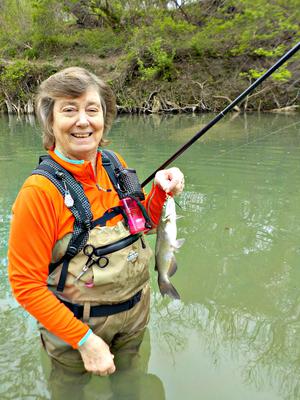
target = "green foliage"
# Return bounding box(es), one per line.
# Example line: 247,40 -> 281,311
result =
240,66 -> 292,82
31,34 -> 71,56
191,17 -> 233,57
74,29 -> 123,56
0,0 -> 298,64
0,60 -> 32,102
0,0 -> 298,111
0,0 -> 34,57
89,0 -> 123,28
191,0 -> 300,58
271,67 -> 292,82
137,38 -> 176,81
0,60 -> 56,107
130,15 -> 195,50
253,45 -> 286,58
30,0 -> 70,56
126,15 -> 195,81
31,0 -> 66,35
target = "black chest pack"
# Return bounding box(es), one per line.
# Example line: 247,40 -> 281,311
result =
31,149 -> 152,292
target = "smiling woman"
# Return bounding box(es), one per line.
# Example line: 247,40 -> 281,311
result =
51,88 -> 105,169
7,66 -> 184,394
35,67 -> 115,172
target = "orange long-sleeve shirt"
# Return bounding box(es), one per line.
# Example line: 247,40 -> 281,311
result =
8,149 -> 166,349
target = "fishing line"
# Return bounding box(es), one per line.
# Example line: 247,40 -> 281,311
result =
204,119 -> 300,163
175,120 -> 300,210
142,41 -> 300,187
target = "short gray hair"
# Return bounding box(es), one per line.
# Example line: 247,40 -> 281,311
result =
35,67 -> 116,149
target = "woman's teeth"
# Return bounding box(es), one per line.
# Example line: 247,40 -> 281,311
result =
72,133 -> 92,138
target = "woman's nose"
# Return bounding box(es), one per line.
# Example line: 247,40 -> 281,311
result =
76,112 -> 89,127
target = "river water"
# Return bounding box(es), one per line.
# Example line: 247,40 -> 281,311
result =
1,112 -> 300,400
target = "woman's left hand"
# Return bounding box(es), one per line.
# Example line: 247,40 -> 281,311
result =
154,167 -> 185,196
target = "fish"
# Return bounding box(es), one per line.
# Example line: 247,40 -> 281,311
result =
155,196 -> 185,299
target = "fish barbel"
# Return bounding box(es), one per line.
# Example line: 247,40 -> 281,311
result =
155,196 -> 185,299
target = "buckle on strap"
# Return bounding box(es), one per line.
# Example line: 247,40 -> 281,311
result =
59,290 -> 142,319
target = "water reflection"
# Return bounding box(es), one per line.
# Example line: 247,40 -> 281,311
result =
151,294 -> 300,400
1,113 -> 300,399
41,329 -> 165,400
0,307 -> 49,399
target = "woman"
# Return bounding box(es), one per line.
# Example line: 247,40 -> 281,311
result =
8,67 -> 184,377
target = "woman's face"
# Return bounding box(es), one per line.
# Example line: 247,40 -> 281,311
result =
52,86 -> 104,161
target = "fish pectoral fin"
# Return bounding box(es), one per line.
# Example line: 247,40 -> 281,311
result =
168,257 -> 177,277
174,238 -> 185,250
158,278 -> 180,300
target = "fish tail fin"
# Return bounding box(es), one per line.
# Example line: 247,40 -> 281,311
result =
158,278 -> 180,300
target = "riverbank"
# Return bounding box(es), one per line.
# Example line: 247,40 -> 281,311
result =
0,52 -> 299,116
0,1 -> 299,115
113,53 -> 300,114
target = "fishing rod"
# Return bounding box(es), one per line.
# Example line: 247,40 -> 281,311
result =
142,41 -> 300,187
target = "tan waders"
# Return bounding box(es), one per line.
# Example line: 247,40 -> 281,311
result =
40,326 -> 166,400
39,221 -> 152,371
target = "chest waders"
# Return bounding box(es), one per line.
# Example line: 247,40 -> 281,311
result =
32,150 -> 153,318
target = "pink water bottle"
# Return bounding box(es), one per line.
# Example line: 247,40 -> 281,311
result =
121,197 -> 146,234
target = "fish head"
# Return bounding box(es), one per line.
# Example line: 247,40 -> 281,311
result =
162,196 -> 176,222
157,196 -> 178,244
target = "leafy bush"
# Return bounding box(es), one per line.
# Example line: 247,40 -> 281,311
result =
130,15 -> 195,50
74,28 -> 124,56
0,60 -> 32,102
0,60 -> 57,109
31,33 -> 74,56
125,16 -> 195,81
0,0 -> 34,58
191,0 -> 300,58
136,38 -> 176,81
240,66 -> 292,82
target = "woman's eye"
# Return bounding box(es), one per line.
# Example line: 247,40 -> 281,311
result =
63,108 -> 76,113
87,108 -> 98,113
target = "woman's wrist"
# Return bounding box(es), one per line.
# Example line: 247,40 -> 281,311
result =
78,328 -> 93,347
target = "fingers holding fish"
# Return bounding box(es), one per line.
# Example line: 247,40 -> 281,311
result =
154,167 -> 185,196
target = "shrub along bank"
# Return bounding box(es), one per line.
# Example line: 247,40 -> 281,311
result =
0,0 -> 299,114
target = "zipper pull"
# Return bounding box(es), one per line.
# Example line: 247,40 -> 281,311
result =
61,178 -> 74,208
64,191 -> 74,208
55,170 -> 75,208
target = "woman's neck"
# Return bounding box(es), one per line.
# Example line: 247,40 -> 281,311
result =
54,147 -> 98,173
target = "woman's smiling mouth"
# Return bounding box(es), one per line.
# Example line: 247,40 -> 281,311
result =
71,132 -> 93,138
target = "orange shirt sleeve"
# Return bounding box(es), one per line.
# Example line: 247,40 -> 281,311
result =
8,182 -> 89,349
144,184 -> 166,227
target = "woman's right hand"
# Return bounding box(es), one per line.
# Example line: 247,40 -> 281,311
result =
78,332 -> 116,375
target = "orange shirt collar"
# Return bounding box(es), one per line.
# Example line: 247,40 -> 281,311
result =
48,149 -> 103,181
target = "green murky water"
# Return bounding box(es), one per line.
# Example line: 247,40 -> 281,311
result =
1,112 -> 300,399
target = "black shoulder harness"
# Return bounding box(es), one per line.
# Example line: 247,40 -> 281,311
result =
31,150 -> 130,292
